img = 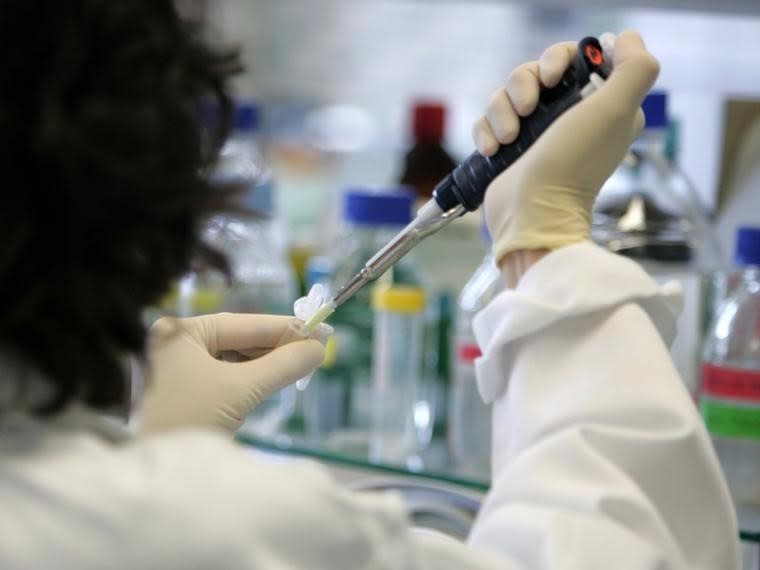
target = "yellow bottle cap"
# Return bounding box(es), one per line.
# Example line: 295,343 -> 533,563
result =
371,284 -> 425,313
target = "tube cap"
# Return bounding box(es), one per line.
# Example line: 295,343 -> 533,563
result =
343,188 -> 414,226
372,285 -> 426,313
234,101 -> 260,132
412,102 -> 446,143
642,91 -> 668,129
734,226 -> 760,266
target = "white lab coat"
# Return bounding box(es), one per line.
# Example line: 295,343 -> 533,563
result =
0,242 -> 739,569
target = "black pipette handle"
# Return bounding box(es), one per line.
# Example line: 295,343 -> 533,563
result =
433,36 -> 610,213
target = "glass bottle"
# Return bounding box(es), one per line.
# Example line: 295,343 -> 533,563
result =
701,226 -> 760,532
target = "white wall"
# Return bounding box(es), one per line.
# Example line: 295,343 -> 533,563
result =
211,0 -> 760,217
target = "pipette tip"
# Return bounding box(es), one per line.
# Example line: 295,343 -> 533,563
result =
302,301 -> 336,334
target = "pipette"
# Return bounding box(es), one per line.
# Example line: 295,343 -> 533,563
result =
303,36 -> 612,333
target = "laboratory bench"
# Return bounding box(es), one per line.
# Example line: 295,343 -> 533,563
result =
238,431 -> 487,540
237,430 -> 760,566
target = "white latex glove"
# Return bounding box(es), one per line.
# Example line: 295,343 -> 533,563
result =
139,313 -> 328,434
473,31 -> 660,265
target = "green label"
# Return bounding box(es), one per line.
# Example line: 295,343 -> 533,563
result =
701,399 -> 760,439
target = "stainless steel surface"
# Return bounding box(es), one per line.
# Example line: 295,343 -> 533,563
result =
332,270 -> 371,307
348,476 -> 483,540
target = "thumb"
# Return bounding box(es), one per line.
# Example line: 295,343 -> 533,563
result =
238,338 -> 325,402
597,30 -> 660,110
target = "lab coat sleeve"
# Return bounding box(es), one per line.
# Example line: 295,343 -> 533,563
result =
469,242 -> 739,569
130,431 -> 512,570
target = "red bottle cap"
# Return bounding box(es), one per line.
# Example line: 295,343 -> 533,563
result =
412,101 -> 446,143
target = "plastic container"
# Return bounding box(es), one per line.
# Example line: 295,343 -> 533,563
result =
326,188 -> 418,429
701,226 -> 760,532
593,91 -> 721,396
370,284 -> 427,466
449,233 -> 502,475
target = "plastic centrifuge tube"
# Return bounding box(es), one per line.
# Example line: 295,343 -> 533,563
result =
275,284 -> 334,390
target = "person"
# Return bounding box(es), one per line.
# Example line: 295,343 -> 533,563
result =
0,1 -> 738,568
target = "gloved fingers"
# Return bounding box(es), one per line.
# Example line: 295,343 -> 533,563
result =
220,322 -> 332,361
473,115 -> 500,156
148,316 -> 183,346
147,316 -> 209,356
617,108 -> 647,154
504,60 -> 541,117
310,323 -> 334,345
233,339 -> 325,402
220,348 -> 268,361
596,30 -> 660,112
538,41 -> 577,88
478,62 -> 538,151
476,41 -> 579,155
192,313 -> 296,356
502,42 -> 577,119
633,107 -> 646,136
485,86 -> 521,144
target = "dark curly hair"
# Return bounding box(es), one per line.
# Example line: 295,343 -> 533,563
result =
0,0 -> 241,414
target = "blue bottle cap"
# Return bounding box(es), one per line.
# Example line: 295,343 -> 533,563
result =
734,226 -> 760,266
234,100 -> 260,132
642,91 -> 668,129
343,188 -> 414,226
196,99 -> 261,133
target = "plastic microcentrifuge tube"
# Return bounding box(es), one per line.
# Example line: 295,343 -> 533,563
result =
276,284 -> 334,390
275,320 -> 312,390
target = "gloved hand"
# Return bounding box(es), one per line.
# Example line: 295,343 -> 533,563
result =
139,313 -> 328,435
473,31 -> 660,266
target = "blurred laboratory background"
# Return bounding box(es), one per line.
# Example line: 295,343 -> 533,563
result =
167,0 -> 760,559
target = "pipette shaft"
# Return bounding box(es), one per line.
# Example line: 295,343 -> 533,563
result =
315,36 -> 611,322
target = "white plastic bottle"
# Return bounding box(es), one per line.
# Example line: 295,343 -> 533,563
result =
448,237 -> 502,476
209,100 -> 295,317
179,100 -> 296,317
701,226 -> 760,532
370,284 -> 427,467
